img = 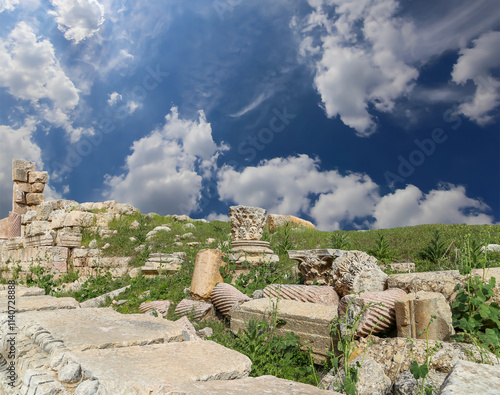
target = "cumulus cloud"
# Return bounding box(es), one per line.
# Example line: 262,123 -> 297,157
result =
0,22 -> 83,141
0,0 -> 20,12
298,0 -> 418,136
104,106 -> 228,215
372,184 -> 494,229
206,212 -> 230,222
217,155 -> 380,230
217,154 -> 494,230
50,0 -> 105,44
451,31 -> 500,125
107,91 -> 122,106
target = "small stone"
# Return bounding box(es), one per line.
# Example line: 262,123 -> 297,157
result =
58,362 -> 82,384
89,239 -> 98,248
252,290 -> 264,299
196,327 -> 213,339
129,237 -> 137,242
130,220 -> 140,229
75,380 -> 99,395
183,223 -> 196,230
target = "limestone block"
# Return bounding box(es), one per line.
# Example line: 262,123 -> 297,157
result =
190,249 -> 226,300
95,212 -> 115,228
63,211 -> 95,228
139,300 -> 171,317
14,181 -> 31,192
31,182 -> 45,193
211,282 -> 251,317
320,357 -> 391,395
382,261 -> 416,272
395,291 -> 454,341
482,243 -> 500,253
439,360 -> 500,395
0,217 -> 9,239
7,236 -> 23,250
26,192 -> 45,206
229,205 -> 267,241
55,231 -> 82,248
146,252 -> 186,272
68,341 -> 251,393
353,336 -> 499,383
387,268 -> 500,304
8,211 -> 21,238
12,201 -> 28,215
168,375 -> 334,394
0,286 -> 45,297
28,171 -> 49,184
228,240 -> 279,265
0,295 -> 79,313
25,230 -> 56,247
12,159 -> 35,182
26,220 -> 51,235
263,284 -> 339,306
176,315 -> 200,341
266,214 -> 315,232
288,249 -> 343,285
332,250 -> 387,296
71,248 -> 88,259
338,288 -> 407,338
175,299 -> 214,320
21,210 -> 37,224
14,188 -> 26,203
35,201 -> 53,221
49,210 -> 67,229
80,285 -> 131,308
231,298 -> 338,361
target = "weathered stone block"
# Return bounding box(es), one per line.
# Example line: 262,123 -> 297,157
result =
439,360 -> 500,395
63,211 -> 95,228
49,210 -> 67,229
36,201 -> 54,221
12,159 -> 36,180
26,220 -> 51,235
24,230 -> 56,247
0,295 -> 79,313
31,182 -> 45,193
14,188 -> 26,204
28,171 -> 49,184
395,291 -> 454,341
266,214 -> 315,232
190,249 -> 226,300
231,298 -> 338,361
0,217 -> 9,239
55,232 -> 82,248
146,252 -> 186,272
80,285 -> 131,308
13,201 -> 28,215
263,284 -> 339,306
26,192 -> 45,205
14,181 -> 31,192
387,268 -> 500,304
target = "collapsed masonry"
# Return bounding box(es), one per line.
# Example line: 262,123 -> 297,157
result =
0,160 -> 138,280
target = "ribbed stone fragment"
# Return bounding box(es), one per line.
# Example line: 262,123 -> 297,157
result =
338,288 -> 407,338
139,300 -> 171,317
263,284 -> 339,306
174,299 -> 213,320
211,282 -> 251,317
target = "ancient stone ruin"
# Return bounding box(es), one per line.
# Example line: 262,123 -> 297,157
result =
0,159 -> 499,394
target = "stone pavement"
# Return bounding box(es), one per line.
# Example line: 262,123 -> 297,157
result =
0,288 -> 334,394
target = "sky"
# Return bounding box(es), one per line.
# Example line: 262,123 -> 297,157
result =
0,0 -> 499,231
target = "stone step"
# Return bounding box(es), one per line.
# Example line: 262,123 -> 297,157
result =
231,298 -> 337,362
0,295 -> 79,314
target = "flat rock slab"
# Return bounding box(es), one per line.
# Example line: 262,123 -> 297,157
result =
163,375 -> 336,394
387,267 -> 500,303
10,308 -> 184,351
0,295 -> 79,313
0,286 -> 45,297
231,298 -> 337,361
72,341 -> 251,394
439,360 -> 500,395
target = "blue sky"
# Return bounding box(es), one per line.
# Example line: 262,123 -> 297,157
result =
0,0 -> 499,230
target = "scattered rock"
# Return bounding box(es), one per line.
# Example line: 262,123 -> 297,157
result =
129,220 -> 140,229
89,239 -> 97,248
439,360 -> 500,395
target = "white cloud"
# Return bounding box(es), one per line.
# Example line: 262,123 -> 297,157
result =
104,106 -> 228,215
372,184 -> 494,229
50,0 -> 105,44
217,155 -> 380,230
0,22 -> 83,141
451,31 -> 500,125
206,212 -> 230,222
126,100 -> 142,114
298,0 -> 418,136
0,0 -> 19,12
217,154 -> 494,230
107,91 -> 122,106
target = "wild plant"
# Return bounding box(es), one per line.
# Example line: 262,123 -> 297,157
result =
419,229 -> 449,265
330,232 -> 352,250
